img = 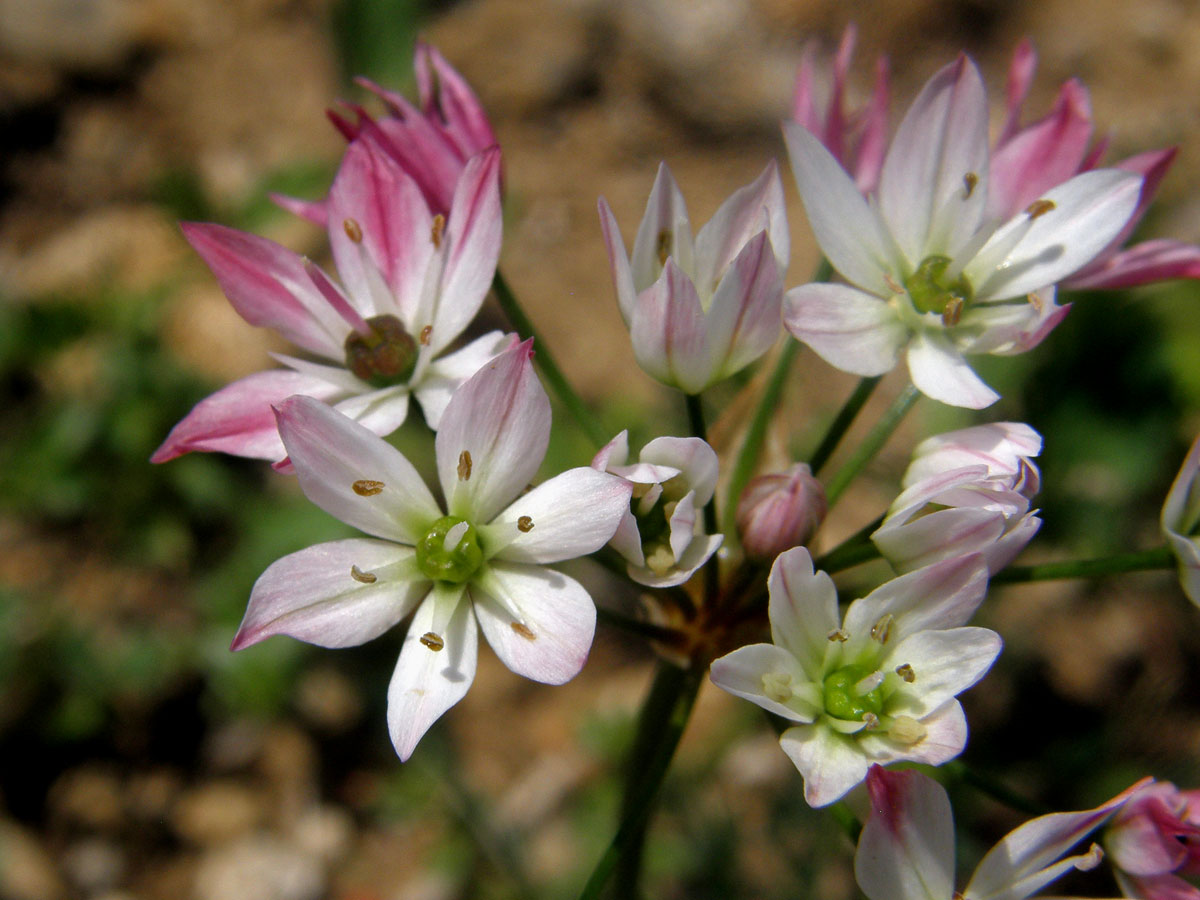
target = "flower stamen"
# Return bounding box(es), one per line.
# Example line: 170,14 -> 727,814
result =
419,631 -> 445,651
458,450 -> 473,481
353,479 -> 385,496
350,565 -> 377,584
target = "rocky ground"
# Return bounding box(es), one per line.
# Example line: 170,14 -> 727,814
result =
3,0 -> 1200,898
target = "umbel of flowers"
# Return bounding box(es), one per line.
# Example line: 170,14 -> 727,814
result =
149,29 -> 1200,900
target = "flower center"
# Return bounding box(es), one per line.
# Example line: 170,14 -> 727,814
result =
344,314 -> 419,388
822,664 -> 886,721
631,474 -> 689,575
903,255 -> 974,324
416,515 -> 483,583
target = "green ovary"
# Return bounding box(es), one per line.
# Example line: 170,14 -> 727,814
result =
903,255 -> 973,318
822,664 -> 886,721
416,516 -> 483,583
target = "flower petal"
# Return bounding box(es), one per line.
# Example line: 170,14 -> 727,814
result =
630,163 -> 694,291
234,540 -> 427,650
416,41 -> 498,156
855,767 -> 956,900
599,197 -> 639,324
486,467 -> 632,564
877,56 -> 990,266
967,168 -> 1142,300
387,584 -> 476,760
180,222 -> 347,357
1064,237 -> 1200,290
639,436 -> 719,505
412,330 -> 512,428
784,282 -> 908,377
630,260 -> 711,393
276,395 -> 442,543
884,627 -> 1003,718
702,229 -> 784,381
709,643 -> 817,723
782,121 -> 897,296
472,561 -> 596,684
780,721 -> 871,807
874,506 -> 1008,573
694,159 -> 790,282
429,148 -> 503,356
437,339 -> 550,523
626,533 -> 722,589
766,548 -> 841,682
844,553 -> 990,643
907,331 -> 1000,408
151,369 -> 341,464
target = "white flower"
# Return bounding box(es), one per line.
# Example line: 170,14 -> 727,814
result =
709,548 -> 1000,806
783,55 -> 1142,408
232,340 -> 632,760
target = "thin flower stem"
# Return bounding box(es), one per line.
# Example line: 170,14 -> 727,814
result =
686,392 -> 721,607
596,607 -> 687,646
492,269 -> 610,448
807,376 -> 882,475
943,760 -> 1049,816
823,384 -> 921,508
722,340 -> 800,541
991,546 -> 1175,584
578,659 -> 705,900
812,515 -> 885,573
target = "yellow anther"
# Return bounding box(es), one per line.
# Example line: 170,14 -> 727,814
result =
645,543 -> 675,575
353,479 -> 385,496
656,229 -> 672,266
350,565 -> 377,584
419,325 -> 433,346
827,628 -> 849,643
419,631 -> 445,651
343,218 -> 363,243
1026,198 -> 1056,219
884,273 -> 905,295
517,516 -> 534,533
458,450 -> 472,481
888,715 -> 927,744
942,295 -> 964,327
1027,291 -> 1043,312
862,712 -> 880,730
870,614 -> 894,644
895,663 -> 916,683
962,172 -> 979,199
761,672 -> 794,703
431,214 -> 445,248
511,622 -> 536,640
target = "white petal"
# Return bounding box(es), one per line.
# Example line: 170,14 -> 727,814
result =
874,506 -> 1007,573
598,198 -> 638,324
630,260 -> 711,393
486,467 -> 632,564
693,159 -> 790,283
767,548 -> 841,682
333,385 -> 411,436
907,331 -> 1000,409
884,627 -> 1003,718
784,283 -> 908,376
709,643 -> 817,722
878,56 -> 990,266
855,767 -> 957,900
639,436 -> 720,506
234,540 -> 427,649
630,162 -> 695,290
780,721 -> 871,807
702,230 -> 784,381
387,584 -> 476,761
276,396 -> 443,543
472,561 -> 596,684
967,168 -> 1142,301
782,121 -> 898,296
412,330 -> 512,428
627,533 -> 722,588
436,339 -> 550,523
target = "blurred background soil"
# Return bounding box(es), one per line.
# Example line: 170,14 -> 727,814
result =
3,1 -> 1200,898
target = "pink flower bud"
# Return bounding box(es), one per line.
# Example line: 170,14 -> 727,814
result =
736,464 -> 826,561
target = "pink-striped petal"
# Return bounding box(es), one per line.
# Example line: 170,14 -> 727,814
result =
412,330 -> 512,428
630,260 -> 710,393
275,395 -> 442,543
436,339 -> 550,523
233,539 -> 427,650
487,467 -> 631,564
428,148 -> 503,356
855,767 -> 956,900
472,561 -> 596,684
852,56 -> 890,194
693,160 -> 789,283
998,38 -> 1037,146
702,229 -> 784,381
1065,237 -> 1200,290
416,42 -> 498,156
387,584 -> 476,760
630,163 -> 695,291
877,56 -> 990,266
599,197 -> 639,324
844,552 -> 989,642
151,369 -> 341,464
180,222 -> 347,358
784,282 -> 907,377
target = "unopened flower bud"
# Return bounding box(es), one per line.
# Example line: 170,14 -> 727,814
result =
737,464 -> 826,561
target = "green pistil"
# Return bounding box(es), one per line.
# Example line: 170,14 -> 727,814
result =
345,314 -> 419,388
823,664 -> 885,721
904,255 -> 973,319
416,515 -> 483,583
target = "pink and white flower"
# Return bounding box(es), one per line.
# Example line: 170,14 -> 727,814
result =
709,547 -> 1000,806
783,55 -> 1142,408
598,161 -> 789,394
856,765 -> 1145,900
591,430 -> 722,588
873,423 -> 1042,573
736,464 -> 827,562
153,139 -> 506,467
992,40 -> 1200,291
1106,781 -> 1200,899
791,24 -> 889,195
1161,434 -> 1200,606
232,341 -> 631,760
